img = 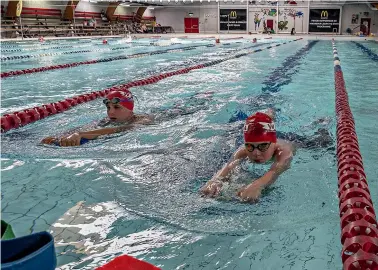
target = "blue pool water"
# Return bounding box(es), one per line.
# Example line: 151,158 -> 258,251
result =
1,37 -> 377,270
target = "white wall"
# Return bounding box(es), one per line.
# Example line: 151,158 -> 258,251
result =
75,1 -> 109,13
22,0 -> 67,12
114,6 -> 138,16
341,4 -> 378,35
144,8 -> 155,17
154,5 -> 218,33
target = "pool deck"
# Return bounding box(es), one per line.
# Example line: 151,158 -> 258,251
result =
1,33 -> 377,42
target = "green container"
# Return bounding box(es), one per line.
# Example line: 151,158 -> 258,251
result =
1,220 -> 15,240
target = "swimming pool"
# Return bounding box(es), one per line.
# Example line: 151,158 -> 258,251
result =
1,37 -> 377,269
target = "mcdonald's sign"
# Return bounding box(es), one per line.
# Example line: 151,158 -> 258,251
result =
309,9 -> 340,32
320,10 -> 328,19
229,10 -> 237,20
219,9 -> 247,31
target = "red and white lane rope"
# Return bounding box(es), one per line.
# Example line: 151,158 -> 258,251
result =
332,41 -> 378,270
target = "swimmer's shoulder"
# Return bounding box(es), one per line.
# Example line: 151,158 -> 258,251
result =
134,114 -> 154,125
234,146 -> 248,160
275,139 -> 296,158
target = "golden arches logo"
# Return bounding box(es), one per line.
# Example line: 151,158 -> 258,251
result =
229,11 -> 237,19
321,10 -> 328,19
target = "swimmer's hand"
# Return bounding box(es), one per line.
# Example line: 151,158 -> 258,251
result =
41,133 -> 82,147
41,136 -> 58,145
59,132 -> 82,147
200,179 -> 223,198
237,183 -> 262,203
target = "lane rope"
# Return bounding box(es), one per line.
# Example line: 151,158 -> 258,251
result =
332,40 -> 378,270
0,42 -> 267,77
0,44 -> 216,78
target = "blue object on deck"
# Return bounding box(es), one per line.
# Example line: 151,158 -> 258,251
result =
1,231 -> 57,270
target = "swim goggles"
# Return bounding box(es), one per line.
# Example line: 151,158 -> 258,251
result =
103,97 -> 133,105
244,142 -> 271,152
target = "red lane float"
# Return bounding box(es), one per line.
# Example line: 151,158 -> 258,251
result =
332,41 -> 378,270
1,39 -> 303,133
96,254 -> 160,270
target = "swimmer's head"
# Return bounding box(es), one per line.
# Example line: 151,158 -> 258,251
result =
103,90 -> 134,122
243,112 -> 276,163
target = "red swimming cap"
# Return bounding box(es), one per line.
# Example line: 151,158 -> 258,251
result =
105,90 -> 134,111
243,112 -> 277,143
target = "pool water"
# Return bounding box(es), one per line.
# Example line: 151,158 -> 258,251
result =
1,37 -> 377,270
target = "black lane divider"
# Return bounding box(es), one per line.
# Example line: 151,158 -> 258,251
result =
0,38 -> 302,133
0,43 -> 99,53
1,45 -> 76,53
0,43 -> 167,61
1,45 -> 137,61
262,40 -> 318,93
352,41 -> 378,62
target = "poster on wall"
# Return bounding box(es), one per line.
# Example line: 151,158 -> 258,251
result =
351,14 -> 359,24
309,9 -> 340,32
219,9 -> 247,31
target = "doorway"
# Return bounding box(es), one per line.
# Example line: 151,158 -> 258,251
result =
360,18 -> 371,35
184,17 -> 199,33
266,19 -> 274,30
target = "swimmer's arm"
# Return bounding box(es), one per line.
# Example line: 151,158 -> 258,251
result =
210,148 -> 247,183
78,125 -> 134,139
77,116 -> 153,139
40,124 -> 133,145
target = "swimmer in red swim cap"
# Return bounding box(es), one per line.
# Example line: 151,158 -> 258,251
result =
103,90 -> 135,122
41,90 -> 153,147
201,108 -> 294,202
